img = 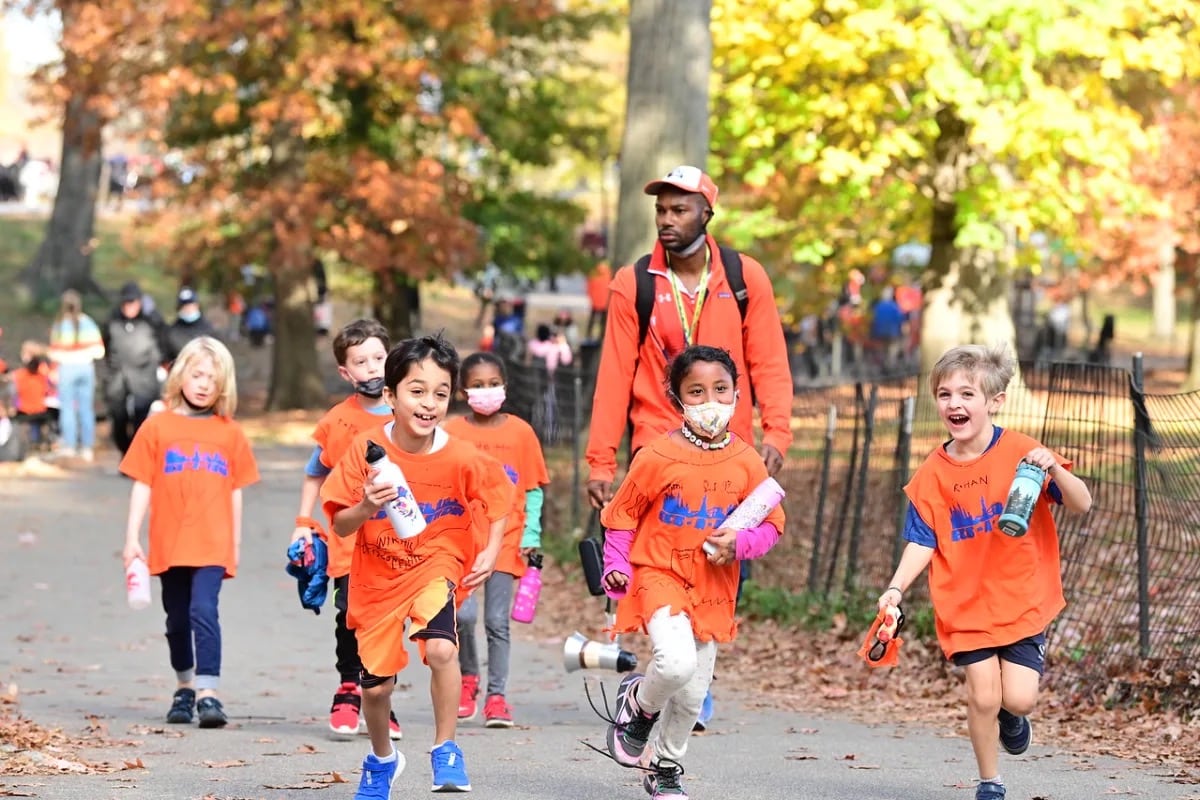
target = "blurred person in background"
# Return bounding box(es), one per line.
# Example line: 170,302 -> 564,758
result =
48,289 -> 105,461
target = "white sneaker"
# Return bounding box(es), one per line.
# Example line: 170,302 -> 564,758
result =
79,448 -> 94,462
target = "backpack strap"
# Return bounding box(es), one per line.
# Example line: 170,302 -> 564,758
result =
718,245 -> 748,322
634,254 -> 655,347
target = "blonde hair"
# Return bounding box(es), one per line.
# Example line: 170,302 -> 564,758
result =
163,336 -> 238,417
929,344 -> 1015,398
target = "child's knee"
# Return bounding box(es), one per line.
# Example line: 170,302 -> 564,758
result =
651,646 -> 698,687
361,680 -> 393,702
966,682 -> 1003,714
424,638 -> 458,668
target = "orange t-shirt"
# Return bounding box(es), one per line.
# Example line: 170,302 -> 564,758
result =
905,428 -> 1069,657
321,429 -> 514,633
119,412 -> 260,578
585,236 -> 794,485
443,414 -> 550,578
600,432 -> 785,642
312,395 -> 390,577
587,261 -> 612,311
13,368 -> 52,414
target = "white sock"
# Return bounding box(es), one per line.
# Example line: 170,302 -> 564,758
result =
981,775 -> 1003,785
372,749 -> 397,763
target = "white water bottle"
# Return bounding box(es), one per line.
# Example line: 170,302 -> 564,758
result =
126,557 -> 151,610
365,440 -> 427,539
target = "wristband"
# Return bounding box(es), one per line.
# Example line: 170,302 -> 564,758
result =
295,516 -> 326,538
885,585 -> 903,599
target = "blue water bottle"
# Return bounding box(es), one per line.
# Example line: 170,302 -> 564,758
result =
998,462 -> 1046,537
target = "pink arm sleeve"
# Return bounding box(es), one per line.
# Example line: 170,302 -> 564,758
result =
735,521 -> 781,561
602,528 -> 634,600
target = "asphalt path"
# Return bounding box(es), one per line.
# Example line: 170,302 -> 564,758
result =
0,445 -> 1190,799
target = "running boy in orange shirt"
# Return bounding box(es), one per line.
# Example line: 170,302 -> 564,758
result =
878,344 -> 1092,800
443,351 -> 550,727
598,345 -> 785,799
120,337 -> 259,728
321,334 -> 512,797
288,318 -> 402,739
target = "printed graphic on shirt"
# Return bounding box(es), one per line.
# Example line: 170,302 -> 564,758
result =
503,464 -> 518,484
369,497 -> 466,524
165,446 -> 230,477
659,492 -> 737,531
949,498 -> 1005,541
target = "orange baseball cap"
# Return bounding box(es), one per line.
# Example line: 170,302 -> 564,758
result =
644,165 -> 718,208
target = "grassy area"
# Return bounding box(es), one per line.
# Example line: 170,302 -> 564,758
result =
0,214 -> 172,359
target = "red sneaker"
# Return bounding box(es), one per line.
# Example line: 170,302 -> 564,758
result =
483,694 -> 514,728
328,682 -> 361,736
387,709 -> 403,740
458,674 -> 480,720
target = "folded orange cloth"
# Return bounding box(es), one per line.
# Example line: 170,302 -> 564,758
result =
857,606 -> 904,668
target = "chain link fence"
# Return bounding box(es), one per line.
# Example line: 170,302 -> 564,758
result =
498,352 -> 1200,690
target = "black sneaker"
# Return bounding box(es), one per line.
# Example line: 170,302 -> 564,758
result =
166,688 -> 196,724
998,708 -> 1032,755
196,696 -> 228,729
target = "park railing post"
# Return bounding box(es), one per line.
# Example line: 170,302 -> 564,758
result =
571,366 -> 583,534
843,383 -> 878,596
807,403 -> 837,593
1130,352 -> 1151,658
892,396 -> 915,569
824,383 -> 864,595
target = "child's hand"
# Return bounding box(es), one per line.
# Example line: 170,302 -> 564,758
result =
123,541 -> 145,569
462,545 -> 499,589
603,570 -> 629,592
1023,447 -> 1058,474
877,586 -> 902,612
360,469 -> 398,514
704,528 -> 738,565
290,525 -> 312,544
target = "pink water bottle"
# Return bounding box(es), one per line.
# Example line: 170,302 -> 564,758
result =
511,553 -> 543,624
126,557 -> 151,610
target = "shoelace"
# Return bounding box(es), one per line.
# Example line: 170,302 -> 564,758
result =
654,760 -> 685,789
433,745 -> 460,769
579,679 -> 665,773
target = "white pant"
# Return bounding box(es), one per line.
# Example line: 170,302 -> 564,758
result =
636,607 -> 718,764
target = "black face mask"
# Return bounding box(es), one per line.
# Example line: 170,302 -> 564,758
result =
355,377 -> 386,398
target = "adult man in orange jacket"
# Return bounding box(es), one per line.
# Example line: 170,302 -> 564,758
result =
585,165 -> 793,509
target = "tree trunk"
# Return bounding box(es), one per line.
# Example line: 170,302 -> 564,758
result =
23,90 -> 105,304
1184,252 -> 1200,389
1152,241 -> 1176,343
611,0 -> 712,269
919,107 -> 1018,378
372,271 -> 419,343
266,247 -> 326,410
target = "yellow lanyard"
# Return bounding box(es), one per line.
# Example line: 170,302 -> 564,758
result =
667,249 -> 710,348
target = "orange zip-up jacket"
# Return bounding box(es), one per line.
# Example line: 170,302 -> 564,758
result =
586,236 -> 794,484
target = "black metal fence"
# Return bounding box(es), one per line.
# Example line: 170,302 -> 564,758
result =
499,352 -> 1200,687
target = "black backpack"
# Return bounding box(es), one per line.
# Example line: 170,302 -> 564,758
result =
633,245 -> 748,347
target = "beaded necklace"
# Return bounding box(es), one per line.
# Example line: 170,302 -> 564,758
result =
680,424 -> 731,450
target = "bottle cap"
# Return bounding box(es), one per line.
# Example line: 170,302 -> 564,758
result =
528,552 -> 543,570
365,440 -> 385,464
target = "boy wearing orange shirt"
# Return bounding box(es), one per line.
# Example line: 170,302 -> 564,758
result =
879,344 -> 1092,800
289,319 -> 402,739
121,337 -> 259,728
322,334 -> 512,798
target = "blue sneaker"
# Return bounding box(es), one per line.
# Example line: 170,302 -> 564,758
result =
692,689 -> 714,733
355,750 -> 405,800
998,709 -> 1032,755
431,740 -> 471,792
975,780 -> 1006,799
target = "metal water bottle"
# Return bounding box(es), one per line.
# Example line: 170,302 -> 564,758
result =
365,440 -> 427,539
998,462 -> 1046,537
511,552 -> 543,624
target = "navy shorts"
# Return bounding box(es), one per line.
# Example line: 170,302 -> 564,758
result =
952,632 -> 1047,675
359,598 -> 458,689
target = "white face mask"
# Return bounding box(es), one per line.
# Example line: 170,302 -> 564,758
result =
682,397 -> 736,438
465,386 -> 506,415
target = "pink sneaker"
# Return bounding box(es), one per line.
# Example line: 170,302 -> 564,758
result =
328,682 -> 360,736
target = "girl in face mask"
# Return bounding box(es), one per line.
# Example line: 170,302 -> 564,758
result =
442,352 -> 549,729
595,344 -> 785,799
